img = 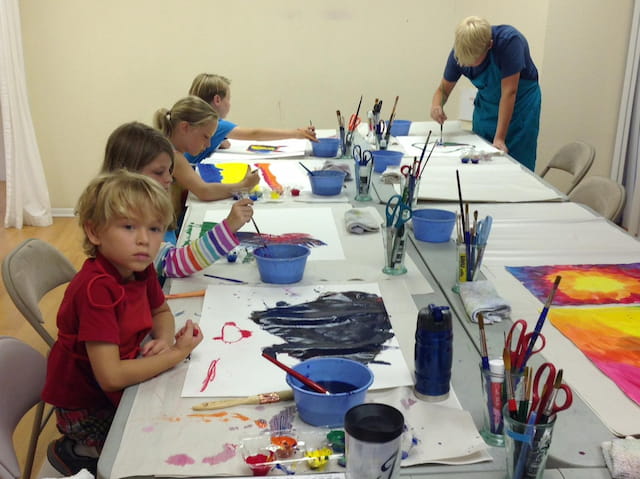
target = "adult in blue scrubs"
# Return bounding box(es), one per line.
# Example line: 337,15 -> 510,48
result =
431,16 -> 541,171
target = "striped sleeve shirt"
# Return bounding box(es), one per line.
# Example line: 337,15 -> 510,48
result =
154,220 -> 239,278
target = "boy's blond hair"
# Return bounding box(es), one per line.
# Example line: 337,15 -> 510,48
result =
76,170 -> 173,257
189,73 -> 231,103
153,95 -> 218,138
454,16 -> 492,66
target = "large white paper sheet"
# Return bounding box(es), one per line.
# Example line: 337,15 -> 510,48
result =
111,376 -> 490,479
198,157 -> 351,203
214,138 -> 309,158
204,206 -> 346,261
180,204 -> 435,296
181,283 -> 414,397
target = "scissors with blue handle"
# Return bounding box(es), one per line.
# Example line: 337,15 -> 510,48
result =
475,215 -> 493,246
385,195 -> 412,229
530,362 -> 573,423
506,319 -> 546,372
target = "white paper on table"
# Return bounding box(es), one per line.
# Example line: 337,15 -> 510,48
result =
216,138 -> 310,158
181,282 -> 414,397
111,373 -> 489,479
204,206 -> 346,261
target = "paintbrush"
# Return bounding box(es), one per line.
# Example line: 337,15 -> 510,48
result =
478,314 -> 490,370
503,343 -> 518,419
250,217 -> 270,254
192,390 -> 294,411
384,95 -> 400,146
520,275 -> 562,371
262,352 -> 330,395
165,289 -> 206,300
298,161 -> 315,176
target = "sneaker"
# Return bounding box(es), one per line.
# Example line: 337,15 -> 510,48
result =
47,437 -> 98,476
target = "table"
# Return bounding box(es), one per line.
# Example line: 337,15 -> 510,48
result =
98,126 -> 616,478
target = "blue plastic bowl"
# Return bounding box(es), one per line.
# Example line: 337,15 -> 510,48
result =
389,119 -> 412,137
253,244 -> 310,284
311,138 -> 340,158
308,170 -> 346,196
372,150 -> 403,173
412,209 -> 457,243
286,357 -> 374,427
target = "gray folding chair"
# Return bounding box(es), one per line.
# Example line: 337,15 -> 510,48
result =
0,336 -> 47,479
540,141 -> 595,194
2,238 -> 77,347
568,176 -> 626,222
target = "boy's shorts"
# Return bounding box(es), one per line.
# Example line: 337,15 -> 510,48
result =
55,406 -> 115,449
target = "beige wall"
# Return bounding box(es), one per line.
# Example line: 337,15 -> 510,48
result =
19,0 -> 631,210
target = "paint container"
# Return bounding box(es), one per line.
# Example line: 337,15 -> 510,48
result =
389,119 -> 412,137
414,304 -> 453,401
286,357 -> 373,427
308,170 -> 346,196
372,150 -> 403,173
344,403 -> 404,479
253,244 -> 310,284
412,209 -> 456,243
311,138 -> 340,158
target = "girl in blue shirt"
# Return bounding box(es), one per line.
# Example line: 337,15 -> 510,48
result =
185,73 -> 317,164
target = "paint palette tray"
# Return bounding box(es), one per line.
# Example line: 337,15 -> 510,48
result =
239,428 -> 345,476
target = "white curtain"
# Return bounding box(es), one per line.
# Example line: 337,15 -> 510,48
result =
0,0 -> 52,228
612,0 -> 640,236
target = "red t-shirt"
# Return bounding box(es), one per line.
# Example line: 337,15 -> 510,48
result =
42,254 -> 165,409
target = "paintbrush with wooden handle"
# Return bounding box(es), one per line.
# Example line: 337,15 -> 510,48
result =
192,390 -> 294,411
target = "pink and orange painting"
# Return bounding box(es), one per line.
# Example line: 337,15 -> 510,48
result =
549,306 -> 640,405
506,263 -> 640,306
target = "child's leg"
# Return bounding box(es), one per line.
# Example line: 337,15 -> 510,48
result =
48,406 -> 115,475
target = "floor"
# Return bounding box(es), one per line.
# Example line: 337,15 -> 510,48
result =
1,181 -> 85,478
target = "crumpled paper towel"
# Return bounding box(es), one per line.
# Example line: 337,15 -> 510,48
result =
458,280 -> 511,324
602,436 -> 640,479
344,208 -> 380,234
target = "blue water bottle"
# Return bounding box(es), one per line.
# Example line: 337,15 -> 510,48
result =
414,304 -> 453,401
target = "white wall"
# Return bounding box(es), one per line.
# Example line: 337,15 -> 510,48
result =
18,0 -> 631,208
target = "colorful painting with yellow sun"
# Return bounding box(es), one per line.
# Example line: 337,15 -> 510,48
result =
549,307 -> 640,405
505,263 -> 640,306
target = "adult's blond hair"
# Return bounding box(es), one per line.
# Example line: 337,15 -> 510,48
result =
453,16 -> 492,66
153,95 -> 218,138
76,170 -> 173,257
189,73 -> 231,103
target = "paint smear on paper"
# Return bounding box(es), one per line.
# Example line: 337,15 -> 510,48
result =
506,263 -> 640,306
201,358 -> 221,392
213,322 -> 252,344
251,291 -> 394,363
254,163 -> 283,193
166,453 -> 195,466
202,443 -> 238,465
549,306 -> 640,405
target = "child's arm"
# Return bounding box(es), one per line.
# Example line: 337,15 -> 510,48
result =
172,154 -> 259,200
140,301 -> 176,356
229,126 -> 317,142
156,199 -> 253,278
86,319 -> 202,392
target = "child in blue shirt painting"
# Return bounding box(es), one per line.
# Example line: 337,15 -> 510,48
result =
185,73 -> 318,164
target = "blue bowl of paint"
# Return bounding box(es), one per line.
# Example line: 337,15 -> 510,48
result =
308,170 -> 346,196
389,119 -> 412,137
412,208 -> 456,243
286,357 -> 374,427
254,244 -> 310,284
311,138 -> 340,158
372,150 -> 403,173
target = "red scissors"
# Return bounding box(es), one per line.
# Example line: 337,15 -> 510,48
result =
530,362 -> 573,424
506,319 -> 546,372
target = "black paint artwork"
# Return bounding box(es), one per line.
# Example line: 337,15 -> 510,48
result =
250,291 -> 394,364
